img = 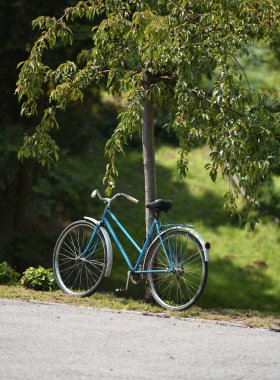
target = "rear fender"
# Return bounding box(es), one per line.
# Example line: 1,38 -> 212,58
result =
84,216 -> 113,277
143,226 -> 210,271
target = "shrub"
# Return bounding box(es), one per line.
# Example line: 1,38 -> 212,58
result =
20,266 -> 58,291
0,262 -> 20,285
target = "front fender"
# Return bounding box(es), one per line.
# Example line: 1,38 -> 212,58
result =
84,216 -> 113,277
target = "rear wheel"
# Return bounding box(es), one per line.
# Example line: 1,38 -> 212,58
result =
146,230 -> 208,310
53,220 -> 107,297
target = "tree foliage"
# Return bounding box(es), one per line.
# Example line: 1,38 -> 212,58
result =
0,0 -> 108,269
16,0 -> 280,226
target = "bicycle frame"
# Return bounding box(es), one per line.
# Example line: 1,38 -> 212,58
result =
81,207 -> 172,274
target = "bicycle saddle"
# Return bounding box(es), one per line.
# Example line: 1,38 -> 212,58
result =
146,199 -> 173,213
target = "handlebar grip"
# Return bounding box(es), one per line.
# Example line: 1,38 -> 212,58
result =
125,194 -> 139,204
91,189 -> 98,198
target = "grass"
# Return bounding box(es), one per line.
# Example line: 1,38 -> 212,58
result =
95,143 -> 280,313
167,146 -> 280,311
0,285 -> 279,329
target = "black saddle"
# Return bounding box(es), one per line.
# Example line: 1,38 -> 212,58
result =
146,199 -> 173,213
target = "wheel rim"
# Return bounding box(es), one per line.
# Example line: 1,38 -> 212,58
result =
55,223 -> 106,295
148,232 -> 206,310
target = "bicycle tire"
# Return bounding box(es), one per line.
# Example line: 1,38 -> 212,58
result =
146,229 -> 208,311
53,220 -> 107,297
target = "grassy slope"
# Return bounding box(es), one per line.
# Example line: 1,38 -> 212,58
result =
100,143 -> 280,312
4,137 -> 279,314
156,145 -> 280,312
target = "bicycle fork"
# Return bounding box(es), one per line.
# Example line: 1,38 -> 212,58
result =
79,224 -> 100,258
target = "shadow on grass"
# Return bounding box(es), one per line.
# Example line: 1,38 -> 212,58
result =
160,182 -> 232,229
198,258 -> 279,312
116,149 -> 233,230
89,152 -> 279,312
100,257 -> 279,313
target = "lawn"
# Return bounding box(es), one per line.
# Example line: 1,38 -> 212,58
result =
160,145 -> 280,312
97,143 -> 280,313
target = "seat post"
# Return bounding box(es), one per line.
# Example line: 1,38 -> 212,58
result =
155,211 -> 160,220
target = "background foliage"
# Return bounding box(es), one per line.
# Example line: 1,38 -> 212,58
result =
0,262 -> 20,285
0,0 -> 114,270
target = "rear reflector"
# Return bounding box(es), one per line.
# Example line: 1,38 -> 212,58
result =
205,242 -> 211,250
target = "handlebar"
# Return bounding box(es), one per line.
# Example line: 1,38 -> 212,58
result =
91,189 -> 139,207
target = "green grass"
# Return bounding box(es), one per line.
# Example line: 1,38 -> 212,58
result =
155,145 -> 280,312
98,143 -> 280,313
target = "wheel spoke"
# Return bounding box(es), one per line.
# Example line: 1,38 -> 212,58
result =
54,222 -> 107,296
147,231 -> 207,310
62,240 -> 77,258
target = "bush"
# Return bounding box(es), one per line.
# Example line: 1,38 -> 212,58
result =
0,261 -> 20,285
20,266 -> 58,291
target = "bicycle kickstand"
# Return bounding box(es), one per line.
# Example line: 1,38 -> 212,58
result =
115,270 -> 131,295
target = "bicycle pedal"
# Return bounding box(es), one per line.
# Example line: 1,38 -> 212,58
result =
114,270 -> 132,297
115,288 -> 127,294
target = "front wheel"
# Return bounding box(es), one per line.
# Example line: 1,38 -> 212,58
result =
53,220 -> 107,297
146,230 -> 208,311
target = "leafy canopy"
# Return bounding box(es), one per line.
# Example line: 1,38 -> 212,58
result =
16,0 -> 280,225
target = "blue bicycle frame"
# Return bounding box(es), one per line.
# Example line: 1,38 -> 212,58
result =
80,207 -> 173,274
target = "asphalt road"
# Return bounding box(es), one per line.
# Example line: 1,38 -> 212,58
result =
0,298 -> 279,380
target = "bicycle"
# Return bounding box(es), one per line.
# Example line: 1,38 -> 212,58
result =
53,189 -> 210,311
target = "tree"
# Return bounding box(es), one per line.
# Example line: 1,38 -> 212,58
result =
16,0 -> 280,231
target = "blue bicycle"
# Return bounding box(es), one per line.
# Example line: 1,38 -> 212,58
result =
53,190 -> 210,310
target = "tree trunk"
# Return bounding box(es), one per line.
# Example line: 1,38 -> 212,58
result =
142,100 -> 157,235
